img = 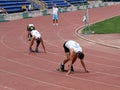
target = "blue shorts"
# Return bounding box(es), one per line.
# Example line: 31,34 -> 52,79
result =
52,14 -> 58,20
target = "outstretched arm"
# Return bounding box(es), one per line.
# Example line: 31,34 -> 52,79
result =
67,49 -> 75,75
80,60 -> 89,73
40,37 -> 46,53
27,31 -> 31,41
29,37 -> 35,48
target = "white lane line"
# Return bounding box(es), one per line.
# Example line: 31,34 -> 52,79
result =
0,85 -> 15,90
0,69 -> 75,90
0,56 -> 120,89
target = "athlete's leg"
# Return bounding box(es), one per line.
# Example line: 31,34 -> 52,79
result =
35,38 -> 40,52
29,37 -> 35,52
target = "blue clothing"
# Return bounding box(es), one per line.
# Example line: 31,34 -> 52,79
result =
52,14 -> 58,20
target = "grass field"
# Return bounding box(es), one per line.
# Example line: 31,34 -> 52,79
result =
82,16 -> 120,34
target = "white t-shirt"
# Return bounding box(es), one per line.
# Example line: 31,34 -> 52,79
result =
52,7 -> 58,15
31,30 -> 41,39
65,40 -> 82,53
28,4 -> 32,10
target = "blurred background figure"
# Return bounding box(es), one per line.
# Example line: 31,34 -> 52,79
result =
0,8 -> 8,14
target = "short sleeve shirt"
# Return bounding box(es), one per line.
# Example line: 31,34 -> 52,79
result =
31,30 -> 41,39
65,40 -> 82,53
52,7 -> 58,15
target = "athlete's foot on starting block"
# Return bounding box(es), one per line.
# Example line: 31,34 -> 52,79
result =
29,47 -> 34,52
35,48 -> 39,53
57,64 -> 65,72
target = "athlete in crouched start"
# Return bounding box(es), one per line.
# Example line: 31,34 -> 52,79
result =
58,40 -> 89,75
27,24 -> 46,53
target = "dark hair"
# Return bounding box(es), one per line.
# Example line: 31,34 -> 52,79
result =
78,52 -> 84,60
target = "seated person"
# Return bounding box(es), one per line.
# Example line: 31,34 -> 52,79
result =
0,8 -> 8,14
21,5 -> 27,11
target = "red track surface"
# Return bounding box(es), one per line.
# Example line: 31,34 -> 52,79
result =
0,5 -> 120,90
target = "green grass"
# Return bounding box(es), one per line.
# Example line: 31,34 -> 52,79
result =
82,16 -> 120,34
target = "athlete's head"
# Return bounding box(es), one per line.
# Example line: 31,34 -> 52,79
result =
30,26 -> 35,30
78,52 -> 84,60
27,24 -> 35,31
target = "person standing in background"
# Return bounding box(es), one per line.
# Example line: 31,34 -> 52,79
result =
52,4 -> 59,26
28,3 -> 33,13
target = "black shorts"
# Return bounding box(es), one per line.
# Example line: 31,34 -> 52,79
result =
30,33 -> 32,38
63,41 -> 69,53
36,38 -> 40,44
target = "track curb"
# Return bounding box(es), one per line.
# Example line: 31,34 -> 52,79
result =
75,27 -> 120,49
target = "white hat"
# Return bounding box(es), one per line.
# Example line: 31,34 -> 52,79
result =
28,24 -> 34,27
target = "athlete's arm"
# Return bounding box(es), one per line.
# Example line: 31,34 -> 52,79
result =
29,36 -> 35,48
80,60 -> 89,73
67,48 -> 75,75
27,31 -> 31,41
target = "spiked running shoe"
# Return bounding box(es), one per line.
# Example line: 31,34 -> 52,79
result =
71,66 -> 74,72
35,48 -> 39,53
59,64 -> 65,72
29,47 -> 34,52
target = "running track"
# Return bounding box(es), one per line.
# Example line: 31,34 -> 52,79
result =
0,5 -> 120,90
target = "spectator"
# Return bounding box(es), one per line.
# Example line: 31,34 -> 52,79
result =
52,4 -> 59,26
0,8 -> 8,14
28,4 -> 33,12
21,5 -> 27,11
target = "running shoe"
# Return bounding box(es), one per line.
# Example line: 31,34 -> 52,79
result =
29,47 -> 34,52
71,66 -> 74,72
60,64 -> 64,72
35,48 -> 39,53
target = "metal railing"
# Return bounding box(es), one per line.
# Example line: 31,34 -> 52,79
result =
31,0 -> 48,10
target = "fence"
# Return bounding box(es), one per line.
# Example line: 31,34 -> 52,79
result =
0,1 -> 120,22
